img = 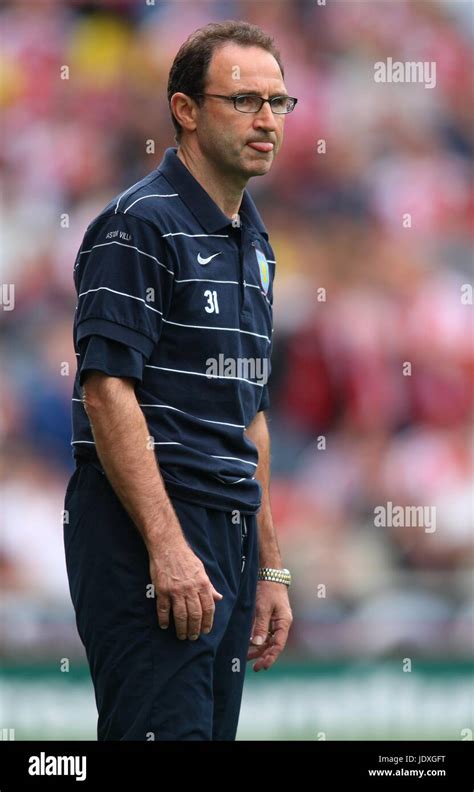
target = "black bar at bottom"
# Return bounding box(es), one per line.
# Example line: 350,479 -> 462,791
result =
0,739 -> 472,789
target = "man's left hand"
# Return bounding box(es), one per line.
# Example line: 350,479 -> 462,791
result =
247,580 -> 293,672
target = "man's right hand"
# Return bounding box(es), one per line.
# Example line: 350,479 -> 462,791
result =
149,540 -> 223,641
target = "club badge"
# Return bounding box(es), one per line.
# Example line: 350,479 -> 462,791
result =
255,248 -> 270,294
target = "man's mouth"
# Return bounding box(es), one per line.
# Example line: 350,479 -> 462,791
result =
246,141 -> 274,153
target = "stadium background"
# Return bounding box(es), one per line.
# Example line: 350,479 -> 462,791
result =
1,0 -> 472,740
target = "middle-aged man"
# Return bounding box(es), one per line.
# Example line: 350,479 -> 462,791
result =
64,20 -> 297,741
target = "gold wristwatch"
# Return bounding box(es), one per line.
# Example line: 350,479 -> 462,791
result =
257,567 -> 292,587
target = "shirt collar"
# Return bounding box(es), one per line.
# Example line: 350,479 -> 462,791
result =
156,147 -> 269,240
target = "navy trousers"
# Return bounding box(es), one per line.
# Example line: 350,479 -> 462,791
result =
63,461 -> 259,741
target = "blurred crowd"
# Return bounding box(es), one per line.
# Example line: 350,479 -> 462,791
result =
1,0 -> 472,661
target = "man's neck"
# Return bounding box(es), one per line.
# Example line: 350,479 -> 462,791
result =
176,145 -> 245,221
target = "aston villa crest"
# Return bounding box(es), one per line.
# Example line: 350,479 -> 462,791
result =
255,248 -> 270,294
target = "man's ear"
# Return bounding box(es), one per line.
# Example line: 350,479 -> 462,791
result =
170,92 -> 198,136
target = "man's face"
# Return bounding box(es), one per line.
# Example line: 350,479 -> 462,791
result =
193,43 -> 288,182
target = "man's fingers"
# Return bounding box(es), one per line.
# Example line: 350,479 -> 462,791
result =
157,593 -> 171,630
269,623 -> 288,652
250,616 -> 271,646
171,596 -> 188,640
247,647 -> 266,661
247,636 -> 270,660
185,594 -> 203,640
155,571 -> 222,639
253,641 -> 280,671
199,589 -> 216,635
211,585 -> 224,601
252,625 -> 288,671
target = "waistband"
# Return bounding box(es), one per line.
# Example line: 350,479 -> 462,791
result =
73,450 -> 259,516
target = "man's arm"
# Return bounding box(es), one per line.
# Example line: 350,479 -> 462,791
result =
83,373 -> 179,548
245,410 -> 282,567
82,371 -> 223,640
245,410 -> 293,671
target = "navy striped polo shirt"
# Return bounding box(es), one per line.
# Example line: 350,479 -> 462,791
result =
71,147 -> 275,514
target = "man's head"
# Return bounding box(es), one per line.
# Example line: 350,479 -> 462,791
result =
168,20 -> 293,182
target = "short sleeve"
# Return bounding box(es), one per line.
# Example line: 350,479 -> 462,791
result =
77,335 -> 145,386
258,318 -> 273,412
258,383 -> 270,412
74,212 -> 174,357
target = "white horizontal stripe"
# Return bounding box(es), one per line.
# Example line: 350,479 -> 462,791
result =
246,281 -> 272,305
162,318 -> 270,343
123,194 -> 178,213
73,401 -> 244,432
72,438 -> 183,447
174,277 -> 272,306
266,259 -> 276,263
211,455 -> 258,468
162,232 -> 229,238
139,402 -> 245,429
71,438 -> 255,470
115,177 -> 150,213
231,478 -> 246,485
77,241 -> 174,276
78,286 -> 163,315
144,364 -> 264,387
175,277 -> 239,285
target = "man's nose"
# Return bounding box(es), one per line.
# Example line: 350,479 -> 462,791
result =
252,101 -> 278,132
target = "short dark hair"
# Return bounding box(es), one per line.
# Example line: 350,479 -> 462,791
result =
167,20 -> 285,143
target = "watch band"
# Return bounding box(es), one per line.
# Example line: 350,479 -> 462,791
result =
257,567 -> 292,587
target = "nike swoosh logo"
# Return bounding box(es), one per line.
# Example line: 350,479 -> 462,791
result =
197,252 -> 222,265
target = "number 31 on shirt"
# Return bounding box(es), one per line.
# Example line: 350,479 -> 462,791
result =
204,289 -> 219,314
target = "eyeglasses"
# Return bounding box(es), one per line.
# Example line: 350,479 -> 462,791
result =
193,93 -> 298,114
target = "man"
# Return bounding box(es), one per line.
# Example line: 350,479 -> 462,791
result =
64,20 -> 296,741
